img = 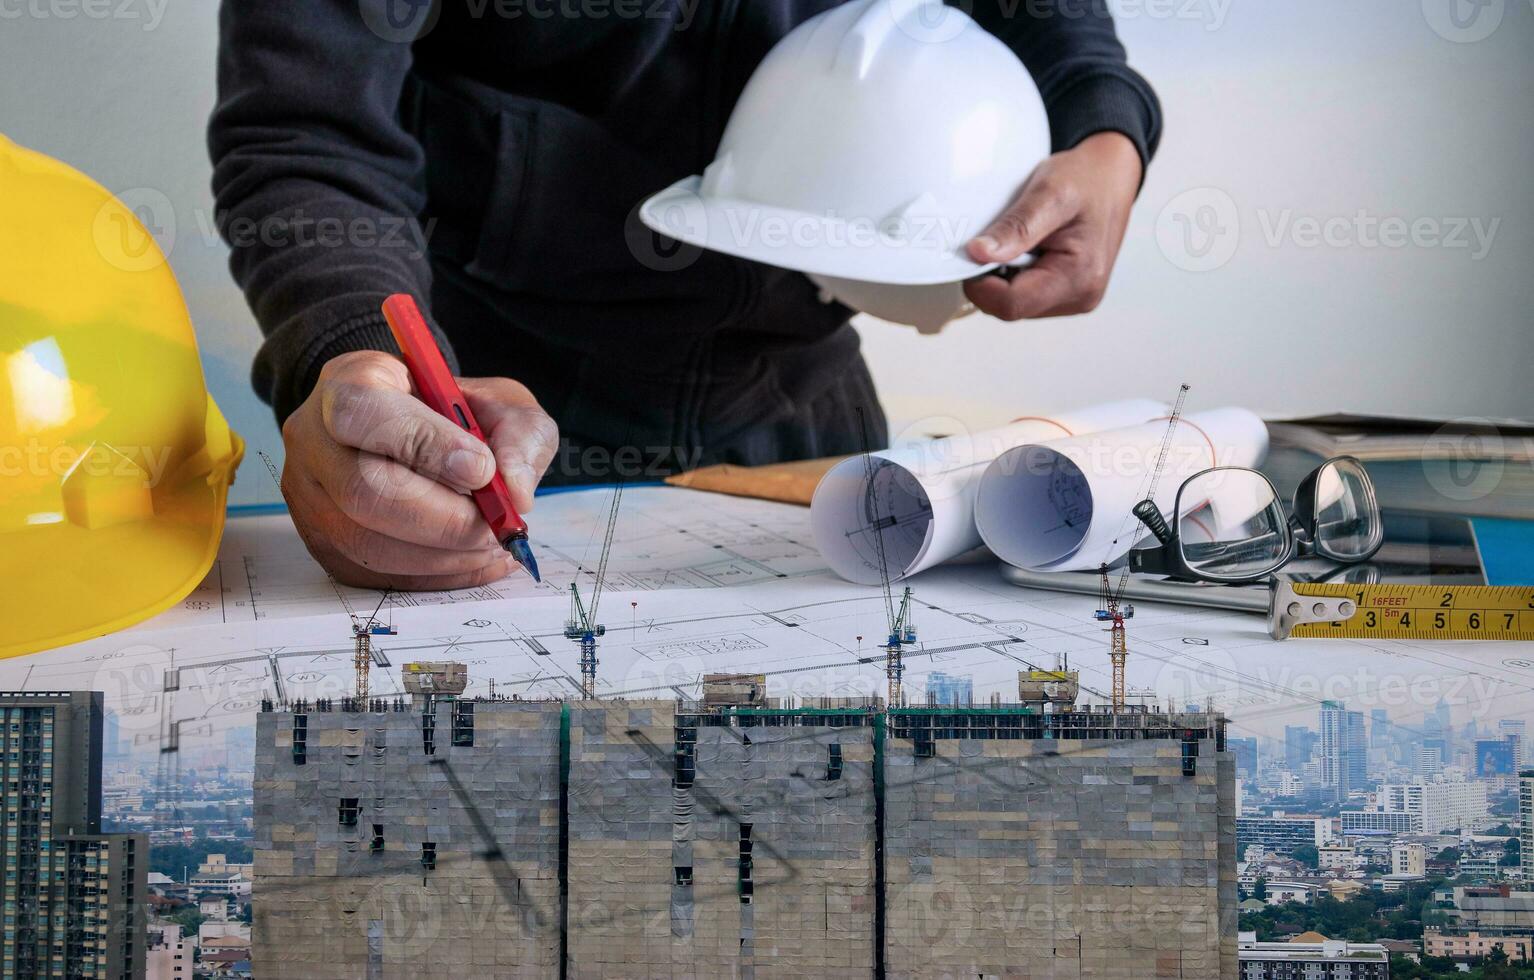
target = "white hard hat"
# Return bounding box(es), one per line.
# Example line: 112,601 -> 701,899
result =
640,0 -> 1050,329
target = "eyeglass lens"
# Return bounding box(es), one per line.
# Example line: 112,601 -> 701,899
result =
1309,458 -> 1381,560
1176,469 -> 1291,580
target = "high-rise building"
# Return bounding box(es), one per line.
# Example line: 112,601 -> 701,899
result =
103,710 -> 121,762
1228,736 -> 1258,777
923,671 -> 973,706
1521,769 -> 1533,882
0,692 -> 146,979
1285,725 -> 1316,772
253,691 -> 1236,978
1319,702 -> 1367,801
1500,719 -> 1527,772
1432,699 -> 1452,738
1369,708 -> 1390,749
1341,779 -> 1490,835
1235,815 -> 1328,857
1475,736 -> 1517,777
1417,739 -> 1447,779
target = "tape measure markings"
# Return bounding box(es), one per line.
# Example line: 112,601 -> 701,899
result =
1284,583 -> 1534,640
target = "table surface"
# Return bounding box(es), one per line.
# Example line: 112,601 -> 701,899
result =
229,483 -> 1534,586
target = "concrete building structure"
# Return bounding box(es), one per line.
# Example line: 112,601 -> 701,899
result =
1522,769 -> 1533,882
252,698 -> 563,976
1237,932 -> 1389,978
1263,882 -> 1323,906
1341,780 -> 1490,836
1425,929 -> 1531,962
1445,885 -> 1534,938
145,923 -> 190,980
1391,842 -> 1426,878
881,706 -> 1235,979
1319,702 -> 1367,801
922,671 -> 972,707
1318,843 -> 1355,871
0,692 -> 146,979
1236,815 -> 1327,857
253,689 -> 1234,978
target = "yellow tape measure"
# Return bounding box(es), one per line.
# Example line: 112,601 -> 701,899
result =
1271,581 -> 1534,640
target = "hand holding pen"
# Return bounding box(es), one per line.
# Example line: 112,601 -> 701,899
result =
271,298 -> 558,590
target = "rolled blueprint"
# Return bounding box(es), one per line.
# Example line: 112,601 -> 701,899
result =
973,408 -> 1270,571
810,399 -> 1168,584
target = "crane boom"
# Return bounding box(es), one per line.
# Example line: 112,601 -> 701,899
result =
1114,383 -> 1190,601
589,482 -> 623,624
565,480 -> 623,699
1095,383 -> 1190,712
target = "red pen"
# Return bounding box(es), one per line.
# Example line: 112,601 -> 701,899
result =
381,293 -> 540,582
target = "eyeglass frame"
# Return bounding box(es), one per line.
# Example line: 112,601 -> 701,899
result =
1127,455 -> 1384,584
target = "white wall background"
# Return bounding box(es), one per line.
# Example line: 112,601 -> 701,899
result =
3,0 -> 1530,506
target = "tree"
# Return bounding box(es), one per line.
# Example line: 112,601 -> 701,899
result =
168,907 -> 204,935
1254,878 -> 1268,901
1292,844 -> 1319,869
149,839 -> 254,880
1480,946 -> 1517,980
1501,838 -> 1521,867
1433,846 -> 1461,864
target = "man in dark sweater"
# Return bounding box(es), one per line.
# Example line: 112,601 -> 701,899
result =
209,0 -> 1160,589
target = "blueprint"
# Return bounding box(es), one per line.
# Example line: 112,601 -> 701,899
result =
4,574 -> 1530,763
0,487 -> 1527,765
144,487 -> 828,629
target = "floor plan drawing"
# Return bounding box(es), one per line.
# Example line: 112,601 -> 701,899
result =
143,487 -> 829,629
6,545 -> 1530,766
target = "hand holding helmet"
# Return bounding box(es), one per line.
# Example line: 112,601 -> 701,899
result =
964,131 -> 1144,321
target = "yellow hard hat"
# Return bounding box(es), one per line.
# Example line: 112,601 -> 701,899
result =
0,136 -> 243,659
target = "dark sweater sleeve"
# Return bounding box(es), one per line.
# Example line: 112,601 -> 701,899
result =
208,0 -> 457,425
965,0 -> 1163,171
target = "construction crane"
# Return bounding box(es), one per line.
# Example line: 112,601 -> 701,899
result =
856,408 -> 918,707
1093,564 -> 1133,711
884,586 -> 918,707
334,585 -> 395,702
564,482 -> 623,699
1096,384 -> 1190,712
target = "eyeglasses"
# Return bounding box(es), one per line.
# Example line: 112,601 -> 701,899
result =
1127,456 -> 1384,584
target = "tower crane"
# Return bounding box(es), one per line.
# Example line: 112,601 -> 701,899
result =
564,482 -> 624,699
1097,384 -> 1190,712
334,585 -> 395,702
857,409 -> 918,707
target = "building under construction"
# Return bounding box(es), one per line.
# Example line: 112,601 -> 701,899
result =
252,669 -> 1235,978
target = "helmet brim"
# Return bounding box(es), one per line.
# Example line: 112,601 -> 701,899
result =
0,432 -> 244,661
640,176 -> 1001,286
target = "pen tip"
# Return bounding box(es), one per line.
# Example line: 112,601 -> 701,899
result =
507,537 -> 541,583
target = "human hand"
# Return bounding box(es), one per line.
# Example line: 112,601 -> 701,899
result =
964,131 -> 1143,319
279,350 -> 558,589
